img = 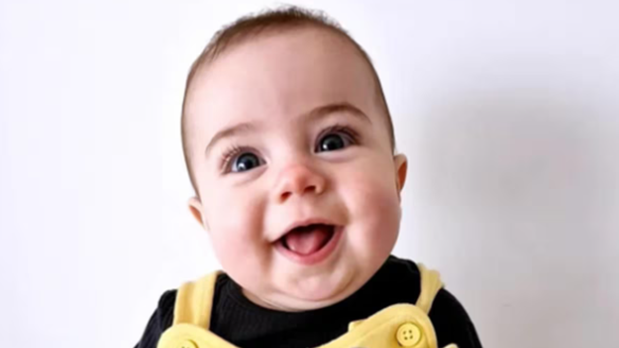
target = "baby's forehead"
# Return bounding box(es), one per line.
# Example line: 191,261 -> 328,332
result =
194,26 -> 372,89
185,26 -> 383,137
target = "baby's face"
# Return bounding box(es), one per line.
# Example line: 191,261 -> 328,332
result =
185,27 -> 407,310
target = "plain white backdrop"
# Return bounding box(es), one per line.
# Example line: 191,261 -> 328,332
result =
1,0 -> 618,347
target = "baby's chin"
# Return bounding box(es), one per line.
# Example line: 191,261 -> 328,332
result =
291,272 -> 357,304
251,282 -> 357,312
234,242 -> 395,311
249,265 -> 367,311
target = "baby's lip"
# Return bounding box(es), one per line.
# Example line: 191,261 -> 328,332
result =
274,218 -> 338,243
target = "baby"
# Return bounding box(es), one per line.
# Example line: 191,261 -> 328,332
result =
135,6 -> 481,348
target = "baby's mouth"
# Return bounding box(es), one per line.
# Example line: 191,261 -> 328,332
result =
279,224 -> 336,256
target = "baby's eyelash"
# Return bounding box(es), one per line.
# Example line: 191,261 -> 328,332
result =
219,145 -> 244,173
319,124 -> 360,143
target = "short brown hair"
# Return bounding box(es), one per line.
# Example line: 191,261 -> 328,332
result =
181,6 -> 395,194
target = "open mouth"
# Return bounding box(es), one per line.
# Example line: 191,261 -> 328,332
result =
280,224 -> 335,255
275,223 -> 341,265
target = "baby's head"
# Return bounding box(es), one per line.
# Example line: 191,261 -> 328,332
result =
182,7 -> 407,311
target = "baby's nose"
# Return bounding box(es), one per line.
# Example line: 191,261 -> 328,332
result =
272,164 -> 326,203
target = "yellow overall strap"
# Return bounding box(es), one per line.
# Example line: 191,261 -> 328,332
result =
172,271 -> 220,328
415,263 -> 444,314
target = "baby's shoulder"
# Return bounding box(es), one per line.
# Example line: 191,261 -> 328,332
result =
383,255 -> 470,311
378,255 -> 423,290
133,289 -> 176,348
153,289 -> 177,332
383,256 -> 481,347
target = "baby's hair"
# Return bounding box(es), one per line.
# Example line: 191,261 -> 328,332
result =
181,5 -> 395,195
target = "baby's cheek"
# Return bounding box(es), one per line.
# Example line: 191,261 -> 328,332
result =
207,206 -> 266,285
345,158 -> 399,208
343,166 -> 401,245
206,192 -> 265,251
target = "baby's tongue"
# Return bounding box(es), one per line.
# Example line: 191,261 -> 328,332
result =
284,225 -> 332,255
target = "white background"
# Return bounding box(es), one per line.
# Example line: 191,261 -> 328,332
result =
1,0 -> 618,347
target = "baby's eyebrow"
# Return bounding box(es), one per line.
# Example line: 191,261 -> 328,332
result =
306,102 -> 372,125
204,122 -> 256,158
204,102 -> 370,157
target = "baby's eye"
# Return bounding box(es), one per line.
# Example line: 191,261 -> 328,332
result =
231,152 -> 263,172
316,132 -> 354,153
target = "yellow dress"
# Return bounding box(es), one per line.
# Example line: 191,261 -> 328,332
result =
157,264 -> 457,348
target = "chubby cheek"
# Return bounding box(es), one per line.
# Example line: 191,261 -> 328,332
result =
202,184 -> 269,277
340,159 -> 401,258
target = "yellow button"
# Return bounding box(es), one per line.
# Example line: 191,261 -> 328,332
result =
175,339 -> 198,348
396,323 -> 422,347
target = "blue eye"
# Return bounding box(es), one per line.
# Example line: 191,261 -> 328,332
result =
317,133 -> 349,152
232,152 -> 262,172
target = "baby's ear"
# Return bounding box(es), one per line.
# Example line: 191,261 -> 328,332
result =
188,196 -> 209,231
393,154 -> 408,200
